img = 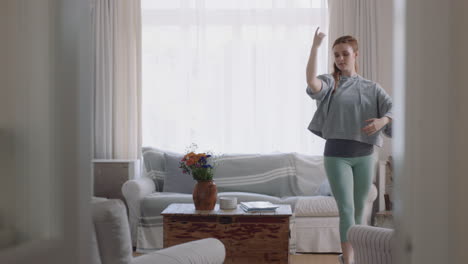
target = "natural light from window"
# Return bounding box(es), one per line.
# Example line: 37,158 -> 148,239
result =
142,0 -> 328,155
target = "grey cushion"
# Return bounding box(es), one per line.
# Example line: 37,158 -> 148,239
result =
142,147 -> 166,172
142,147 -> 167,191
213,153 -> 301,197
92,199 -> 132,264
318,179 -> 333,196
163,153 -> 196,194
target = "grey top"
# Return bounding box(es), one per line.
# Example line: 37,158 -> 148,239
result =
306,74 -> 392,147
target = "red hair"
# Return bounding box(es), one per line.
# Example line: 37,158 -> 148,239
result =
332,36 -> 359,88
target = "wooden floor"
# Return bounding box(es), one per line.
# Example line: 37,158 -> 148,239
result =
290,254 -> 340,264
134,252 -> 340,264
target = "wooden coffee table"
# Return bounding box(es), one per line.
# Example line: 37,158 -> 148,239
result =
161,203 -> 292,264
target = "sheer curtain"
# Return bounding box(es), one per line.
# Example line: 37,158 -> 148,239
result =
142,0 -> 328,155
328,0 -> 379,81
92,0 -> 142,159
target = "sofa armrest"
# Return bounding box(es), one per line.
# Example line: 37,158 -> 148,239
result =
367,183 -> 378,204
122,177 -> 156,246
347,225 -> 394,264
132,238 -> 225,264
360,184 -> 378,225
377,160 -> 387,212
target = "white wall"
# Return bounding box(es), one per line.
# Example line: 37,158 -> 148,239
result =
0,2 -> 15,244
393,0 -> 468,263
0,0 -> 58,245
395,0 -> 450,262
0,0 -> 92,263
451,0 -> 468,262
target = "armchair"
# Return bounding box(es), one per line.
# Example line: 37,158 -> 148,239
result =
347,225 -> 394,264
91,199 -> 225,264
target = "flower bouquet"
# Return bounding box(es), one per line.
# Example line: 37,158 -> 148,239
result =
179,144 -> 217,210
179,152 -> 214,181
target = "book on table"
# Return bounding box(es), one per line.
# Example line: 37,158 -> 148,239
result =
240,201 -> 279,212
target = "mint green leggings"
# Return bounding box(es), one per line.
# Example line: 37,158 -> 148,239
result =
324,155 -> 374,242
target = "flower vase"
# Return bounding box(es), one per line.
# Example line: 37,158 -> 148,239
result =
192,180 -> 217,210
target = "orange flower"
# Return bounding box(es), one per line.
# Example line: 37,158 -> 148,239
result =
185,152 -> 195,159
179,146 -> 214,181
186,158 -> 196,166
182,151 -> 209,167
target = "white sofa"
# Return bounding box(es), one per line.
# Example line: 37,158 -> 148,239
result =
91,199 -> 225,264
348,225 -> 394,264
122,147 -> 378,253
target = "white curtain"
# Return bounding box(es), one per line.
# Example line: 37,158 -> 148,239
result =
142,0 -> 328,155
92,0 -> 142,159
328,0 -> 379,81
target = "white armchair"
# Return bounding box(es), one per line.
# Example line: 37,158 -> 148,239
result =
122,177 -> 156,246
347,225 -> 394,264
91,199 -> 225,264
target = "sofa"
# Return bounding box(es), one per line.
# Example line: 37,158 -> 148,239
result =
91,198 -> 225,264
347,225 -> 394,264
122,147 -> 378,253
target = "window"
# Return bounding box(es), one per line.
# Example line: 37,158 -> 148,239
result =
142,0 -> 328,154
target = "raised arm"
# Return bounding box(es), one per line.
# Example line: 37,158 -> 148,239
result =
306,27 -> 327,94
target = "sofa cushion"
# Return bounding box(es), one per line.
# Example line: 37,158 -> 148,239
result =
142,147 -> 167,191
139,190 -> 372,229
218,192 -> 283,204
294,196 -> 339,217
293,153 -> 327,196
92,199 -> 133,264
163,153 -> 196,194
293,184 -> 378,217
142,147 -> 166,171
318,180 -> 333,196
213,153 -> 301,197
